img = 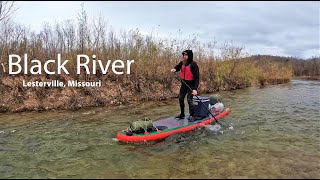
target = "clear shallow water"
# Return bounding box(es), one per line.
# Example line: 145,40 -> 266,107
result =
0,80 -> 319,178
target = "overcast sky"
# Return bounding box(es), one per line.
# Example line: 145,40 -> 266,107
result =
12,1 -> 320,59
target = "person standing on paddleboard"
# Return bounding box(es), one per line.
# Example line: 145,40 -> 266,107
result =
171,50 -> 200,121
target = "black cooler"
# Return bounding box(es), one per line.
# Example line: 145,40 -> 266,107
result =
192,96 -> 210,118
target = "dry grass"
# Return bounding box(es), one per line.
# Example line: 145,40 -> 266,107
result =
0,7 -> 293,113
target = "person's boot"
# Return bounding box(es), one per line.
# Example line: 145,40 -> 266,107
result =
175,114 -> 185,119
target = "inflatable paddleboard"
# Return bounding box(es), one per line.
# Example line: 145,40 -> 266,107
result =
116,108 -> 231,143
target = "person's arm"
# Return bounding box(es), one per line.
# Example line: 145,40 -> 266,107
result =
191,62 -> 200,90
174,61 -> 183,72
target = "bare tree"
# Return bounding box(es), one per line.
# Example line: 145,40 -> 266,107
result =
0,1 -> 18,22
0,1 -> 18,73
78,3 -> 88,54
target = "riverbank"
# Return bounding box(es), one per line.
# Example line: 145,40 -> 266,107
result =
0,59 -> 292,114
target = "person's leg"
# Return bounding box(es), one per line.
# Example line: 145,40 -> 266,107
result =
187,89 -> 195,117
176,84 -> 188,118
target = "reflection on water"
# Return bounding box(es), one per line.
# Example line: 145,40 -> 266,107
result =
0,80 -> 319,178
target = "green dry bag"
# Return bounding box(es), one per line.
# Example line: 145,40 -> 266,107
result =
130,120 -> 154,133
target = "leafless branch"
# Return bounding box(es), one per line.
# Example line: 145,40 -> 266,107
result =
0,1 -> 18,22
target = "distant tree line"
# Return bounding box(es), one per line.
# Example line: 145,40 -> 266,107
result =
245,55 -> 320,77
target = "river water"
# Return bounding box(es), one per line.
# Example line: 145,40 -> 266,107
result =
0,80 -> 319,178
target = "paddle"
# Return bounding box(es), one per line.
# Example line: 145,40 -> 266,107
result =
173,72 -> 222,126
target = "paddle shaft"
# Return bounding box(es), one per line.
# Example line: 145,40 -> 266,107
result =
173,72 -> 221,125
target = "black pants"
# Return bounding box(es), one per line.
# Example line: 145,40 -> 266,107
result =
179,83 -> 195,116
